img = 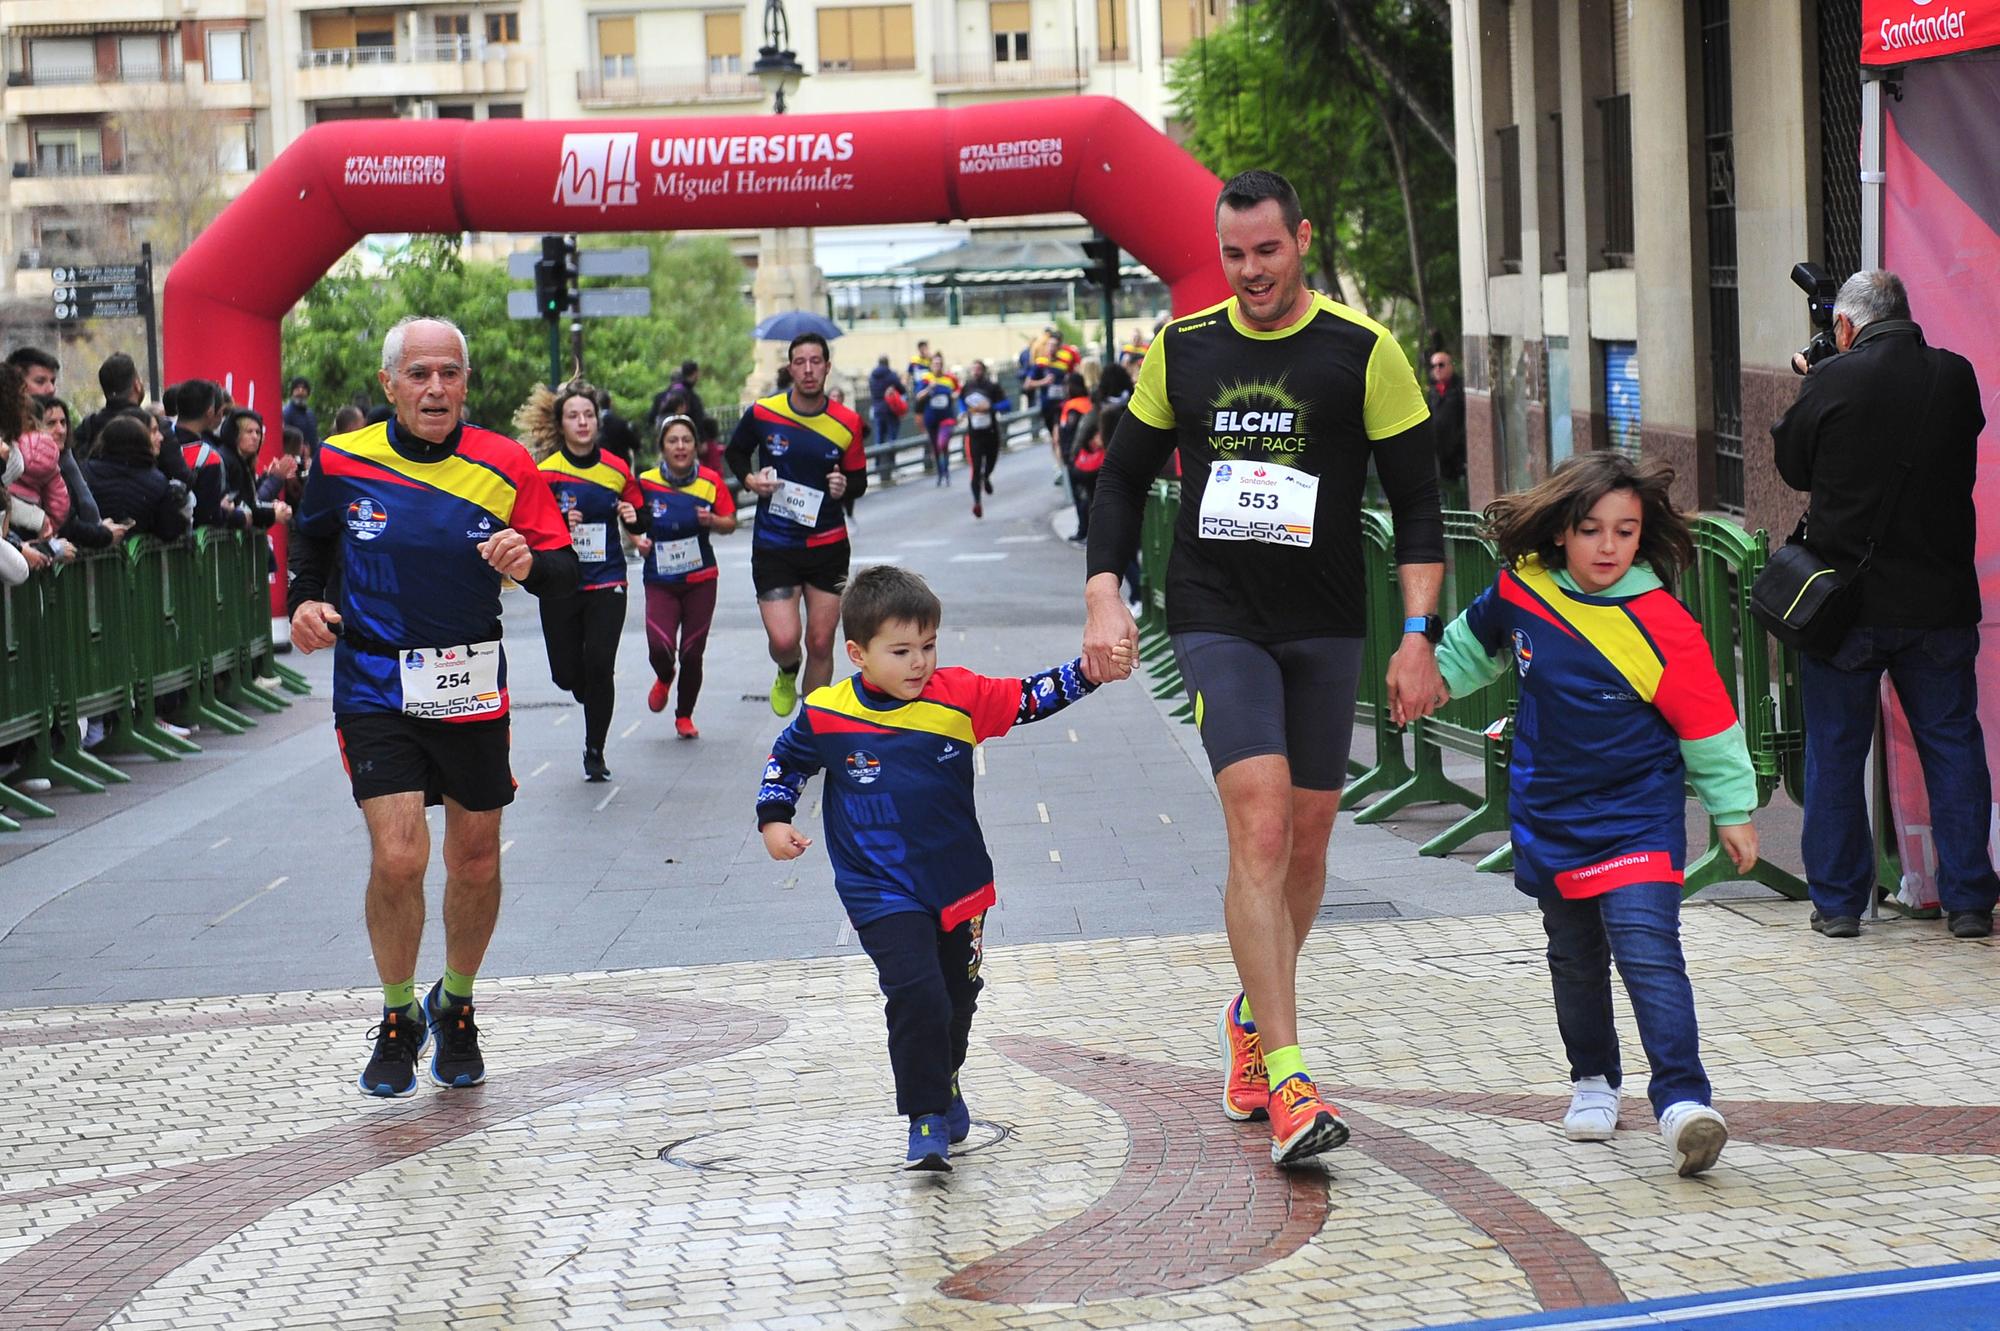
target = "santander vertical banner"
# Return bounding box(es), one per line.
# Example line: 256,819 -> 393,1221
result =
1862,0 -> 2000,65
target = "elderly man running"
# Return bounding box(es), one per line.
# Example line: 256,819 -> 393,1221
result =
1084,170 -> 1447,1166
289,316 -> 578,1096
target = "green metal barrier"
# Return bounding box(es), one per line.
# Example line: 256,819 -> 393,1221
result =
1,531 -> 310,831
1351,510 -> 1515,872
0,578 -> 55,828
1343,510 -> 1413,805
1136,481 -> 1191,721
1679,518 -> 1808,900
6,550 -> 136,792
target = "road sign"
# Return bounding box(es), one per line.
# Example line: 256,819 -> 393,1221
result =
508,287 -> 652,319
578,287 -> 650,317
51,263 -> 142,286
507,246 -> 649,280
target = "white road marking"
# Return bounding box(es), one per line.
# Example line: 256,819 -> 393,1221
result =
1048,849 -> 1061,863
900,539 -> 949,547
836,919 -> 855,946
593,785 -> 621,812
501,840 -> 515,855
529,761 -> 550,779
620,720 -> 642,739
553,713 -> 570,728
853,552 -> 903,564
207,837 -> 231,851
1475,1268 -> 2000,1330
995,535 -> 1046,544
1036,802 -> 1049,823
210,876 -> 288,927
949,553 -> 1008,563
1067,728 -> 1078,743
974,745 -> 986,776
1159,813 -> 1173,824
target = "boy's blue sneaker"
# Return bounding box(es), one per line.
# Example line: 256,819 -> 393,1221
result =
905,1114 -> 952,1171
947,1078 -> 970,1144
422,981 -> 486,1088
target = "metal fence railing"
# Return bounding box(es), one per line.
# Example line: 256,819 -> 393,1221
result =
0,531 -> 309,831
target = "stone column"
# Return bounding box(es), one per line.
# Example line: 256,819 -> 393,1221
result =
745,226 -> 828,403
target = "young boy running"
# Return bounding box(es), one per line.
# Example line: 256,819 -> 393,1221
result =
756,566 -> 1132,1170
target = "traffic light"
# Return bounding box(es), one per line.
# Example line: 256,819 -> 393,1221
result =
1081,235 -> 1122,290
534,234 -> 575,319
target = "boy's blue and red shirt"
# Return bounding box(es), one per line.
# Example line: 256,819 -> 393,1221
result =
637,463 -> 735,585
537,446 -> 644,591
295,419 -> 570,718
725,392 -> 866,551
758,662 -> 1097,928
1450,558 -> 1744,899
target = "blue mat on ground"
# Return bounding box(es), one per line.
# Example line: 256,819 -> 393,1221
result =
1414,1261 -> 2000,1331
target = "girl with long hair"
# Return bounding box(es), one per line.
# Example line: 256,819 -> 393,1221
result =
1436,451 -> 1758,1178
635,414 -> 738,738
516,381 -> 646,782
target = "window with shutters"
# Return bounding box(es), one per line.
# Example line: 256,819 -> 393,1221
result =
119,36 -> 165,83
597,16 -> 636,79
1161,0 -> 1232,58
819,6 -> 914,72
1098,0 -> 1130,59
486,13 -> 521,44
1597,0 -> 1634,264
27,37 -> 93,85
991,1 -> 1031,62
206,28 -> 249,82
706,13 -> 744,74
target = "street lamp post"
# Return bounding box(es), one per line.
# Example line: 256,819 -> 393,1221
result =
751,0 -> 806,114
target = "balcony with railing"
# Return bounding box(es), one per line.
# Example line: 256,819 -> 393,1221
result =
930,50 -> 1087,91
293,35 -> 532,99
576,67 -> 762,108
3,57 -> 182,115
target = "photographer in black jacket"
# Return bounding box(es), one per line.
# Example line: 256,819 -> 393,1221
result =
1772,268 -> 1997,940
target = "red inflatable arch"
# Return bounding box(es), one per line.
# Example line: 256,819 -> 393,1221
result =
162,94 -> 1227,414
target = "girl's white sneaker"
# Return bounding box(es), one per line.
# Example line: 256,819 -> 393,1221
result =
1659,1101 -> 1729,1177
1563,1076 -> 1621,1141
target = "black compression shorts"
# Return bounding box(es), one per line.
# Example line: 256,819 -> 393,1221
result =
334,712 -> 515,810
1169,632 -> 1364,791
751,542 -> 851,597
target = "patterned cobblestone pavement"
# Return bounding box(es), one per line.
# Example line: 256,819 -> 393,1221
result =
4,897 -> 1996,1330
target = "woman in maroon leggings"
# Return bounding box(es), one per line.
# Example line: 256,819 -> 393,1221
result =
636,414 -> 738,737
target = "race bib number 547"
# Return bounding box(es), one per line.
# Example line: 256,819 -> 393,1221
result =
1196,460 -> 1318,547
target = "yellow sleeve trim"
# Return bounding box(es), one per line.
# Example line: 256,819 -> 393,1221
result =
1128,331 -> 1175,430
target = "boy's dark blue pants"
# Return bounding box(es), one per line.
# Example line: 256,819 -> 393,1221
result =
855,910 -> 984,1118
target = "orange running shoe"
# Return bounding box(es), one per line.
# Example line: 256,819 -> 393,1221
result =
1267,1073 -> 1349,1166
647,679 -> 669,713
1217,994 -> 1269,1121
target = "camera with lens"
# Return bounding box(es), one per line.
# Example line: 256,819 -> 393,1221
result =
1791,262 -> 1840,374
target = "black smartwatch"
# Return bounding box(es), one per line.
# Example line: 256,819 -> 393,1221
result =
1402,614 -> 1443,644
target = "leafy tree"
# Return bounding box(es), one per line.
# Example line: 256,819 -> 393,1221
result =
1167,0 -> 1458,354
281,234 -> 752,434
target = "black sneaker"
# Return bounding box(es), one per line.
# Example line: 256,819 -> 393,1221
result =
358,1008 -> 427,1097
984,477 -> 994,495
1811,910 -> 1860,939
424,981 -> 487,1087
1948,909 -> 1994,939
583,748 -> 610,783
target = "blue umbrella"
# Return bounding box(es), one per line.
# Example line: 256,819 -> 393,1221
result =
753,310 -> 844,342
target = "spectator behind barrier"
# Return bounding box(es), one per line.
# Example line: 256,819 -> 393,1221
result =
1,363 -> 71,573
83,412 -> 189,542
171,379 -> 237,528
1771,268 -> 1999,941
218,408 -> 287,529
35,394 -> 120,551
283,375 -> 319,450
6,346 -> 59,398
331,404 -> 366,437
